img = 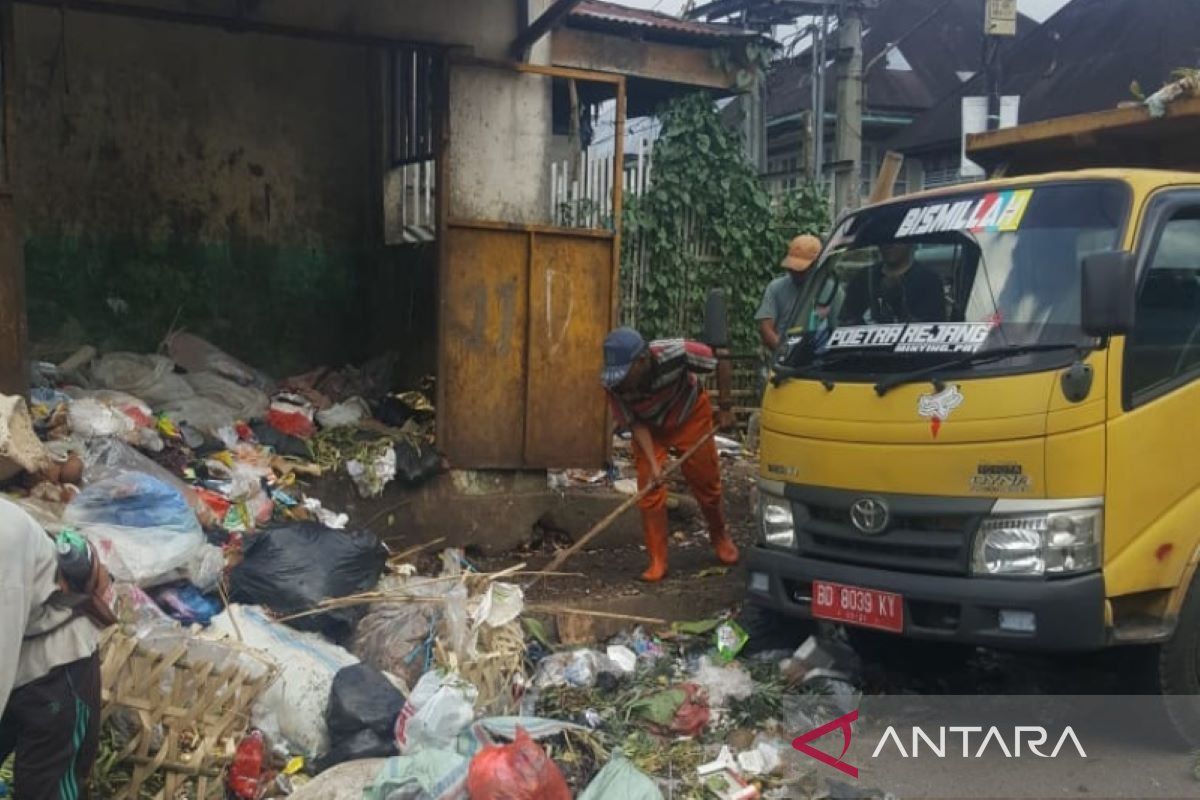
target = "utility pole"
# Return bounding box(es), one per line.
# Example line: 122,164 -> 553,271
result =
832,1 -> 863,215
983,0 -> 1017,130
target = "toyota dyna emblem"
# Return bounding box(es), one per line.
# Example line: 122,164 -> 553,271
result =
850,497 -> 890,535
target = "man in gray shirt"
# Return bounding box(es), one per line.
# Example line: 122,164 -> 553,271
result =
755,234 -> 822,387
1,499 -> 109,799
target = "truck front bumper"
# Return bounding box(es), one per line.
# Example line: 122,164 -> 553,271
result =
746,546 -> 1107,651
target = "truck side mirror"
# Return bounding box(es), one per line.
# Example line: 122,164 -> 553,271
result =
1081,251 -> 1136,337
702,289 -> 730,348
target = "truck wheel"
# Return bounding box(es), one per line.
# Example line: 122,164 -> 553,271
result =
1158,570 -> 1200,746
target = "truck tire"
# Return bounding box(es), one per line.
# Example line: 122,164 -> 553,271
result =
1158,570 -> 1200,746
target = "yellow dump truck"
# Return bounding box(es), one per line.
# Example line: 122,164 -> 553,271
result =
746,98 -> 1200,729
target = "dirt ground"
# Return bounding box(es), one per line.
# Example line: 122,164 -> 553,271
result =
473,455 -> 760,625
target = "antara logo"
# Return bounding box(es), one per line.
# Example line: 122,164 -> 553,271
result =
792,710 -> 1087,779
792,710 -> 859,778
872,725 -> 1087,759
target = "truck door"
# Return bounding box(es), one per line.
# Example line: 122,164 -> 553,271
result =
1107,194 -> 1200,583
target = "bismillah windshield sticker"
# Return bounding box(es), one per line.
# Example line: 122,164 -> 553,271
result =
894,189 -> 1033,238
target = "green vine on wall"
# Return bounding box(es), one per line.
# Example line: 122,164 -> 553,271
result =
621,93 -> 828,352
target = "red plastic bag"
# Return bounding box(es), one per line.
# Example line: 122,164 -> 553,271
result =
466,727 -> 570,800
267,394 -> 316,439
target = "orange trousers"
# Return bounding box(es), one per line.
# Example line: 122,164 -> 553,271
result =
633,390 -> 727,542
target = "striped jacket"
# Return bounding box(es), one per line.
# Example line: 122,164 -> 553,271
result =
607,339 -> 716,430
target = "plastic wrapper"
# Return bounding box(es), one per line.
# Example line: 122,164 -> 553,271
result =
67,397 -> 139,439
82,438 -> 219,528
165,332 -> 274,393
208,604 -> 359,757
64,472 -> 205,586
315,397 -> 371,429
91,352 -> 195,407
151,583 -> 222,625
394,670 -> 478,754
185,371 -> 269,421
465,727 -> 570,800
267,393 -> 317,438
532,649 -> 615,690
158,396 -> 239,438
348,445 -> 397,498
691,656 -> 755,709
228,522 -> 387,642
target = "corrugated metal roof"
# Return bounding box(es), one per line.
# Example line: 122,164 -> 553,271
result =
568,0 -> 760,42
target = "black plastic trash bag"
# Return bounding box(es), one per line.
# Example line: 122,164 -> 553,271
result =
327,663 -> 406,739
395,440 -> 442,487
312,728 -> 397,773
229,523 -> 386,642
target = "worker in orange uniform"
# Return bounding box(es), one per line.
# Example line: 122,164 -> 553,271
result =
601,328 -> 738,582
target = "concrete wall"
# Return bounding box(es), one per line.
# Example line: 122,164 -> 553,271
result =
9,0 -> 557,373
10,4 -> 377,372
448,64 -> 554,225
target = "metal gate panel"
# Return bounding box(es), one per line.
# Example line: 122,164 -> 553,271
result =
524,231 -> 612,467
440,224 -> 529,468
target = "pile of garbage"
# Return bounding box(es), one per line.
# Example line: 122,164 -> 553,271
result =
0,336 -> 886,799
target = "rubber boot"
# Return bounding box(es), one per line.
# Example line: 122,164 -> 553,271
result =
710,526 -> 740,565
700,502 -> 739,565
639,507 -> 670,582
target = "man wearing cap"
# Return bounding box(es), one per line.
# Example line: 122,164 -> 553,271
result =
757,234 -> 822,352
755,234 -> 822,390
601,328 -> 738,582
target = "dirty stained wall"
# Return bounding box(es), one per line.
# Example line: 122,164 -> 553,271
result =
11,5 -> 374,373
448,65 -> 554,225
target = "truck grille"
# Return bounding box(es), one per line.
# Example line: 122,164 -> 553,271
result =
792,490 -> 986,576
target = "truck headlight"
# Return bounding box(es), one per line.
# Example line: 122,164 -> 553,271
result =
759,496 -> 795,548
972,508 -> 1102,576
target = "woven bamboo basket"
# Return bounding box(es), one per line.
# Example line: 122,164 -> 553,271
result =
98,627 -> 276,800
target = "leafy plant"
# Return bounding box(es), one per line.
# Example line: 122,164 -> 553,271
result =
621,93 -> 827,352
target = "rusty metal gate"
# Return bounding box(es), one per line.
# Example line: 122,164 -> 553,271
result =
437,61 -> 625,469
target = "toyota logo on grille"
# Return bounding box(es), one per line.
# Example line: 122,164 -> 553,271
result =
849,497 -> 889,535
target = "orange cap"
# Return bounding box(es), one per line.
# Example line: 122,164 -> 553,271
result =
781,234 -> 822,272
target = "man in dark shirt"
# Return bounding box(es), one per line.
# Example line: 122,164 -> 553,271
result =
841,243 -> 945,325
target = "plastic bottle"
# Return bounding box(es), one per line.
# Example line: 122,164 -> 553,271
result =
55,529 -> 93,591
228,730 -> 265,798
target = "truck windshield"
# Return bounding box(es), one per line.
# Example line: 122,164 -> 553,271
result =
780,182 -> 1129,377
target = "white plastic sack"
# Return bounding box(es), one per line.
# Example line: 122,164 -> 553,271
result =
165,332 -> 274,392
92,352 -> 195,407
158,396 -> 238,438
394,670 -> 478,754
208,605 -> 359,757
185,371 -> 269,421
578,752 -> 663,800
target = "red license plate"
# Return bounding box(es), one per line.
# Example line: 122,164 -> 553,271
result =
811,580 -> 904,633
